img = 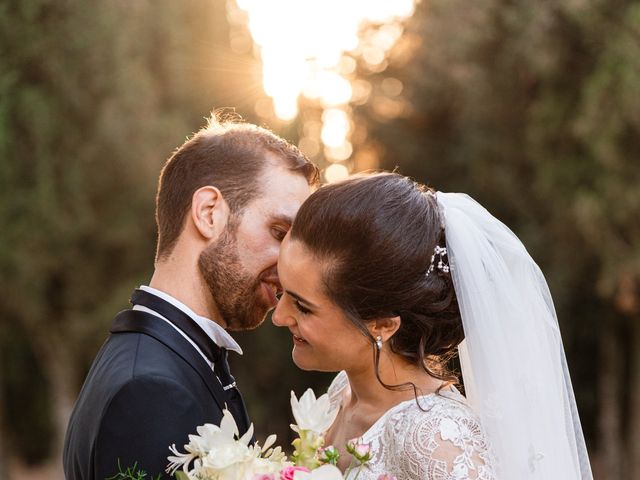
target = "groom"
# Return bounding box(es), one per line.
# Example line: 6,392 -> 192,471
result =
63,115 -> 318,480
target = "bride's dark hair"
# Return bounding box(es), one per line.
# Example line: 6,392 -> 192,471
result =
290,172 -> 464,392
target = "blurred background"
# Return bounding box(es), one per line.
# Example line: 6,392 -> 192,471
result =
1,0 -> 639,478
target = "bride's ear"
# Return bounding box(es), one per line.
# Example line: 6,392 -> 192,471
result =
191,186 -> 230,240
370,316 -> 401,343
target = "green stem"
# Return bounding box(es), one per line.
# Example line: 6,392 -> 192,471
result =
352,464 -> 364,480
343,458 -> 357,478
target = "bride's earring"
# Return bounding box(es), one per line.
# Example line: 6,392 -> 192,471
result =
375,335 -> 383,350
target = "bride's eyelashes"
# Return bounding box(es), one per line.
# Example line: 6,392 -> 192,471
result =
281,290 -> 314,315
293,299 -> 311,315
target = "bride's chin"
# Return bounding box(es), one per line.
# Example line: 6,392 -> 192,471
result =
292,349 -> 311,370
292,348 -> 329,372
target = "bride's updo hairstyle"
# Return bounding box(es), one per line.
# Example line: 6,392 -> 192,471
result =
290,172 -> 464,390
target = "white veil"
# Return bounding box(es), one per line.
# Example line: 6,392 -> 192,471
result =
436,192 -> 593,479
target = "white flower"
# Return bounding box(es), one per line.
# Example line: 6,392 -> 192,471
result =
202,443 -> 252,470
166,409 -> 286,480
293,464 -> 344,480
290,389 -> 339,434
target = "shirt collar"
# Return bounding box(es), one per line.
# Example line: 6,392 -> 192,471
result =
139,285 -> 243,355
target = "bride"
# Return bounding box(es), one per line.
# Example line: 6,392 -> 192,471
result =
272,172 -> 592,479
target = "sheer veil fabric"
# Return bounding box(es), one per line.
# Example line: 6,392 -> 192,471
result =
436,192 -> 593,479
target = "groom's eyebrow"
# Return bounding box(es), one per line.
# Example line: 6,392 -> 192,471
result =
285,290 -> 318,309
271,213 -> 294,228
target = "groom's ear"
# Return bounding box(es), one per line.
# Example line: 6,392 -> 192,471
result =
190,186 -> 230,240
370,316 -> 401,342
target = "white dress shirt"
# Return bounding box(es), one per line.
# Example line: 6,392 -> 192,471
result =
132,285 -> 242,370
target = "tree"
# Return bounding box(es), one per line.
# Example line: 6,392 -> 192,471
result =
0,0 -> 242,472
352,1 -> 640,478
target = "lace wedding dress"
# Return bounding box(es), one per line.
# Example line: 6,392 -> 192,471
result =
327,371 -> 496,480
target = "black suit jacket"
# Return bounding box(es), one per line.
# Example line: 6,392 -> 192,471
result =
63,309 -> 246,480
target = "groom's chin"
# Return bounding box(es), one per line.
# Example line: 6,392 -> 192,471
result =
226,309 -> 269,331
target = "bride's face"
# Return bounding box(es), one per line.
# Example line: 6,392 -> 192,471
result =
272,235 -> 372,372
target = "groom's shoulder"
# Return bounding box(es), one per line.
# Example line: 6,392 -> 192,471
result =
97,324 -> 189,381
81,327 -> 201,406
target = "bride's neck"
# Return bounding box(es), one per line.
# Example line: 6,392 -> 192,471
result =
345,351 -> 443,410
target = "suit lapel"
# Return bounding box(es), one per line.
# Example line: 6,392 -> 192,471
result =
110,310 -> 229,412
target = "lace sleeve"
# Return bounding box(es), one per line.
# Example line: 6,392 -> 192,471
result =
398,404 -> 496,480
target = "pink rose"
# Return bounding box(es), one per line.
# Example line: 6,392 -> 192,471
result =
346,438 -> 359,450
354,443 -> 371,457
346,438 -> 372,463
377,475 -> 397,480
280,466 -> 311,480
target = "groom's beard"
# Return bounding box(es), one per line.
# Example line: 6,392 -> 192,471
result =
198,227 -> 269,331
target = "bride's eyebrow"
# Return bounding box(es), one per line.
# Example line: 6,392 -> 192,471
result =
285,290 -> 318,309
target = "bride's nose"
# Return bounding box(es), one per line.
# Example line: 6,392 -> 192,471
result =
272,295 -> 295,327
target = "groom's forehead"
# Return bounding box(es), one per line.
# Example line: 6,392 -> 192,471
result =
239,194 -> 297,227
249,171 -> 311,220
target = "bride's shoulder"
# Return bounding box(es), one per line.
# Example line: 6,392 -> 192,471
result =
389,387 -> 488,444
422,386 -> 480,423
388,385 -> 471,417
385,389 -> 496,479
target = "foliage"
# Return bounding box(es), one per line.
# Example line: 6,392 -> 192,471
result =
352,0 -> 640,468
0,0 -> 247,464
106,460 -> 161,480
1,0 -> 638,477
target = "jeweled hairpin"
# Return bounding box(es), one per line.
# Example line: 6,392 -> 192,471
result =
426,245 -> 450,277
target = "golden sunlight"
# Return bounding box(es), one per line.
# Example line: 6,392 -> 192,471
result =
230,0 -> 417,181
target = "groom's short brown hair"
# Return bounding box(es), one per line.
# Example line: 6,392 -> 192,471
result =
155,113 -> 318,261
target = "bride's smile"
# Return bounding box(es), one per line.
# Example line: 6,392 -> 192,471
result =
273,235 -> 374,373
269,173 -> 591,479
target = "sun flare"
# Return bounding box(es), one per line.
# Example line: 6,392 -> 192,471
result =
230,0 -> 417,181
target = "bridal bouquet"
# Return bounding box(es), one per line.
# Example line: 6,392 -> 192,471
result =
165,389 -> 379,480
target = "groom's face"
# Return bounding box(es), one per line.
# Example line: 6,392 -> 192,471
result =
198,163 -> 311,330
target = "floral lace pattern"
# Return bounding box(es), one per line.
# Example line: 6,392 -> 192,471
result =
328,372 -> 496,480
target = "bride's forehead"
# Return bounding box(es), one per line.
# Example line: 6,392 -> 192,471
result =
279,238 -> 313,270
279,239 -> 326,282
